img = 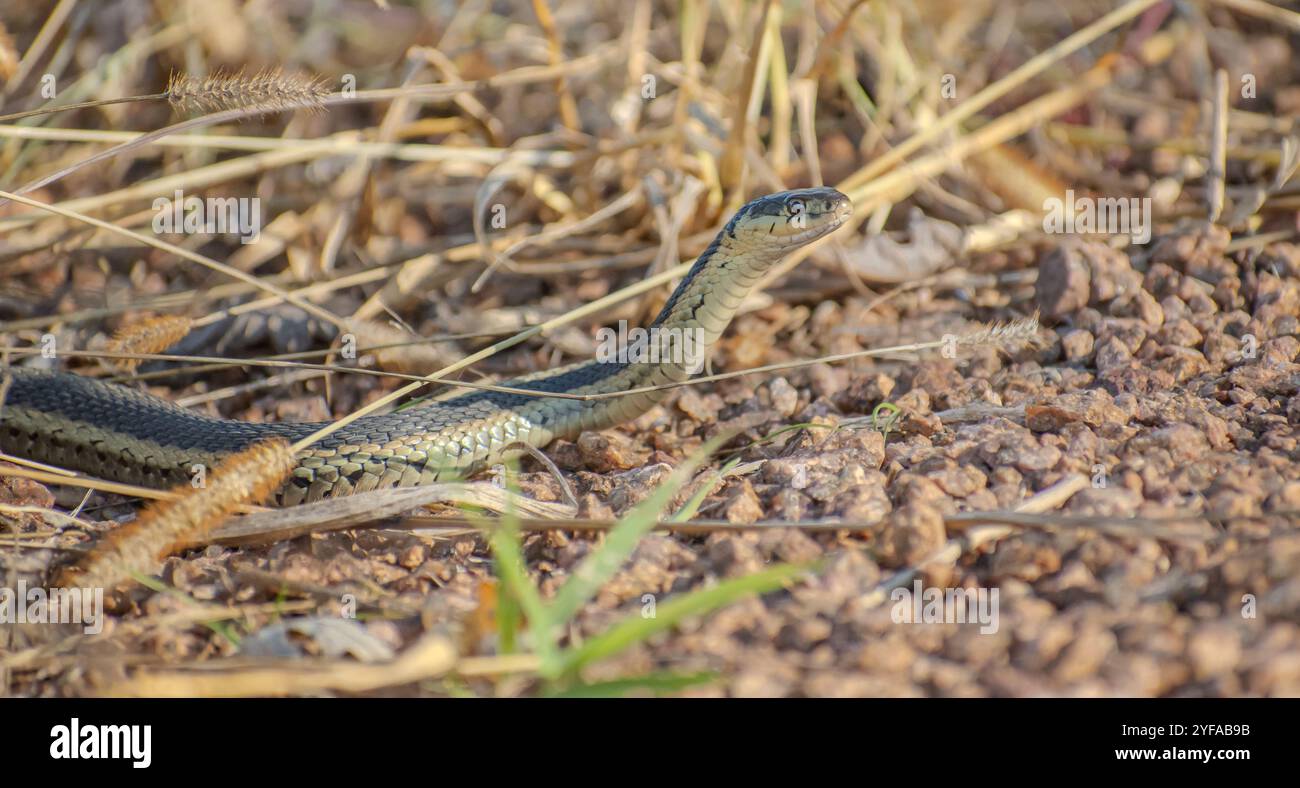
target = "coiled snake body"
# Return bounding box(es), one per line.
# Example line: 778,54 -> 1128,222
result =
1,188 -> 851,505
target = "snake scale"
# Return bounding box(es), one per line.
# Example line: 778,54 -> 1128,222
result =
1,188 -> 852,505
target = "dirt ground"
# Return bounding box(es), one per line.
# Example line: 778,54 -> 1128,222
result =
2,1 -> 1299,696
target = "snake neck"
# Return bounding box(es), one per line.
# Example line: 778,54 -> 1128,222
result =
448,220 -> 794,447
504,220 -> 793,440
648,221 -> 783,349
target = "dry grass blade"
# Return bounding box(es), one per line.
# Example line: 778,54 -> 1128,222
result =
0,93 -> 168,124
195,483 -> 576,549
345,320 -> 459,375
284,256 -> 701,455
0,463 -> 173,501
2,0 -> 74,94
0,189 -> 348,330
859,474 -> 1091,610
1207,68 -> 1229,223
0,83 -> 470,210
837,0 -> 1164,193
720,0 -> 776,195
555,313 -> 1044,401
388,510 -> 1223,540
470,156 -> 535,288
99,631 -> 460,697
0,43 -> 619,211
1210,0 -> 1300,32
529,0 -> 581,132
845,54 -> 1128,210
0,20 -> 21,82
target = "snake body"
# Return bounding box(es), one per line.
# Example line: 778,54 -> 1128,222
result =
1,188 -> 851,505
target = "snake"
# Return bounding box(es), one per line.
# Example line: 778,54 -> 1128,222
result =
0,187 -> 852,505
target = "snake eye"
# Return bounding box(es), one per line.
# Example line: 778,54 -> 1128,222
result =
786,198 -> 805,216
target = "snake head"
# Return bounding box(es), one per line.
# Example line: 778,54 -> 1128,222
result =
734,187 -> 853,249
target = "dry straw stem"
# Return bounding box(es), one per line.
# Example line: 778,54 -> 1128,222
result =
859,473 -> 1093,610
566,313 -> 1044,402
3,24 -> 183,130
103,316 -> 193,372
0,188 -> 348,331
845,53 -> 1128,211
0,503 -> 94,532
391,508 -> 1219,542
0,125 -> 575,168
56,439 -> 295,591
113,330 -> 505,385
100,631 -> 462,697
836,0 -> 1165,194
0,49 -> 321,124
0,464 -> 171,502
1209,0 -> 1300,32
1207,68 -> 1229,224
1101,88 -> 1294,134
1046,123 -> 1287,166
0,345 -> 599,401
669,0 -> 708,161
0,140 -> 346,232
0,93 -> 167,124
0,22 -> 18,82
764,48 -> 1146,292
282,256 -> 708,454
720,0 -> 776,195
1,0 -> 74,94
529,0 -> 581,132
195,483 -> 576,549
0,43 -> 619,210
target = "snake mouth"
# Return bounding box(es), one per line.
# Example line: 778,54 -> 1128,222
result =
782,190 -> 853,246
786,222 -> 839,246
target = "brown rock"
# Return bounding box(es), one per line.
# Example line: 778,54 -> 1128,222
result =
577,431 -> 646,472
876,502 -> 946,568
767,377 -> 800,418
705,533 -> 765,578
1187,624 -> 1242,681
1094,335 -> 1133,371
1060,329 -> 1095,361
1026,389 -> 1127,431
722,479 -> 765,524
675,387 -> 723,422
1037,245 -> 1091,318
1052,623 -> 1117,683
607,463 -> 674,513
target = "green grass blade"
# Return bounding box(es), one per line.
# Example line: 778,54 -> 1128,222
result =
557,561 -> 814,678
546,670 -> 719,698
494,563 -> 522,655
669,455 -> 740,522
541,434 -> 729,670
475,466 -> 556,666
